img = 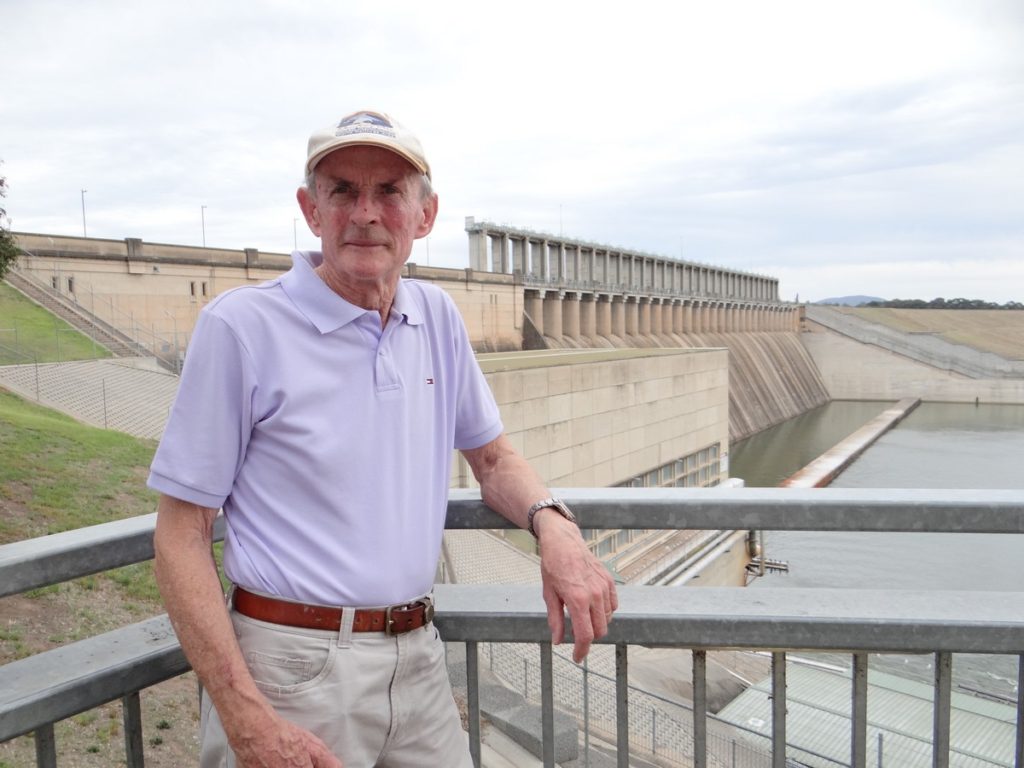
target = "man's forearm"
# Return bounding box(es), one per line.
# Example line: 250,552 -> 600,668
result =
153,496 -> 274,739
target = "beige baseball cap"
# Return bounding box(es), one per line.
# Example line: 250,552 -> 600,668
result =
305,110 -> 431,179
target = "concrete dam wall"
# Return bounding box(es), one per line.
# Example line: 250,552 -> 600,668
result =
530,324 -> 828,443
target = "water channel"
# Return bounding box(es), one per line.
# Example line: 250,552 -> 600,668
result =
729,401 -> 1024,702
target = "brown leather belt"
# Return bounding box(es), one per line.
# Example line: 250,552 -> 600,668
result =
232,587 -> 434,636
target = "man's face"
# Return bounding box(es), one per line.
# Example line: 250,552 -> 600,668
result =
297,145 -> 437,291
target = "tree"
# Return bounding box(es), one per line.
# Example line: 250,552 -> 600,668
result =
0,168 -> 19,280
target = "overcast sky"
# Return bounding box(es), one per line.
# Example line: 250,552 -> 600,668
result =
3,0 -> 1022,303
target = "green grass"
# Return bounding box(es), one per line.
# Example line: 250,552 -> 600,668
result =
0,388 -> 158,539
0,387 -> 227,616
0,281 -> 112,364
0,388 -> 165,604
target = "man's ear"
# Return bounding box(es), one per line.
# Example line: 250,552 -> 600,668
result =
416,193 -> 439,239
296,185 -> 321,237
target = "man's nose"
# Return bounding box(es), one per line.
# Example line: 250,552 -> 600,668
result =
350,192 -> 380,224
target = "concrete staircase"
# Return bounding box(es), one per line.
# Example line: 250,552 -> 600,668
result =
4,270 -> 146,359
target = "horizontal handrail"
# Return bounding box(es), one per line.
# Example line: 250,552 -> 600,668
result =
4,583 -> 1022,744
3,488 -> 1022,598
3,490 -> 1023,767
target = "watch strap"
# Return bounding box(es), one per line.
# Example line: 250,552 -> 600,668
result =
526,498 -> 577,539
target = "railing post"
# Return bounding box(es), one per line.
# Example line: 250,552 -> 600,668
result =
466,641 -> 481,768
851,653 -> 868,768
34,724 -> 56,768
693,649 -> 707,768
650,705 -> 656,755
1016,654 -> 1022,768
933,652 -> 951,768
771,652 -> 786,768
123,691 -> 144,767
616,643 -> 629,768
538,643 -> 555,767
583,656 -> 591,768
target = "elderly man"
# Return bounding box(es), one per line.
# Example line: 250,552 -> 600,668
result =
150,110 -> 617,768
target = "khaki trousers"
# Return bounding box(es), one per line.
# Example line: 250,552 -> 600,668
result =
199,609 -> 473,768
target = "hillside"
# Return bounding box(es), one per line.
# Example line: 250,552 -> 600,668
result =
828,308 -> 1024,361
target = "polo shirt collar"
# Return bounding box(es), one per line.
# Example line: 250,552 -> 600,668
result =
281,251 -> 423,334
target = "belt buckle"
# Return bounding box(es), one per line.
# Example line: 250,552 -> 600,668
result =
385,598 -> 434,636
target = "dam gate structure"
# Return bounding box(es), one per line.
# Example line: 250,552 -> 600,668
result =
11,224 -> 828,442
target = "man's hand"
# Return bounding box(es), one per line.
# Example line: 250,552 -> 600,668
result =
229,709 -> 343,767
460,435 -> 618,662
535,510 -> 618,663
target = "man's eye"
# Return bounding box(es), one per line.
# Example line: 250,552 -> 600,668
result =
383,185 -> 401,195
332,183 -> 354,196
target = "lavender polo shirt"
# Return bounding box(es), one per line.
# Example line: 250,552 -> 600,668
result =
148,251 -> 503,606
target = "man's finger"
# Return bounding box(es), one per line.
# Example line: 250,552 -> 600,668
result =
568,601 -> 596,663
543,585 -> 566,645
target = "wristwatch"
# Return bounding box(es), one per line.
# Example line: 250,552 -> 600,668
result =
526,498 -> 577,539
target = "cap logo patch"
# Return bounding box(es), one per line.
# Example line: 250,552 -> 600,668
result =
336,112 -> 396,139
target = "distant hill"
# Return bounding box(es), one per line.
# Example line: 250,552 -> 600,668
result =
815,295 -> 885,307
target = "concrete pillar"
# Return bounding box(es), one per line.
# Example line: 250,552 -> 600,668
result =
512,238 -> 526,275
638,297 -> 652,336
569,245 -> 581,282
491,234 -> 510,273
663,301 -> 675,336
524,290 -> 544,335
562,291 -> 581,340
468,230 -> 488,271
649,298 -> 662,336
579,293 -> 597,341
596,294 -> 613,338
671,301 -> 682,334
611,295 -> 626,338
540,240 -> 551,281
625,296 -> 640,337
542,290 -> 564,341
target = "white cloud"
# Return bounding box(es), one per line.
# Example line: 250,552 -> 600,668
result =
2,0 -> 1022,301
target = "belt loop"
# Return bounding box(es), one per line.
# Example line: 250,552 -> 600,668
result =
337,606 -> 355,648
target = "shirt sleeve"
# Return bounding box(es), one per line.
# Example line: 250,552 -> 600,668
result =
147,309 -> 257,508
449,298 -> 504,451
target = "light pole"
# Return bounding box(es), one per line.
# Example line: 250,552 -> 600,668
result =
80,189 -> 87,236
201,205 -> 207,247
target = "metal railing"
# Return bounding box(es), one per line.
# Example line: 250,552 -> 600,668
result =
2,488 -> 1023,768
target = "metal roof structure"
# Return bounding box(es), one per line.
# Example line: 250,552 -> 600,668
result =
715,659 -> 1016,767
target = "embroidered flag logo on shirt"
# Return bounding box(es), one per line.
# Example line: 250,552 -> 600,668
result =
426,378 -> 434,385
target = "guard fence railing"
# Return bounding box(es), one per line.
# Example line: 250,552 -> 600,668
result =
1,487 -> 1022,768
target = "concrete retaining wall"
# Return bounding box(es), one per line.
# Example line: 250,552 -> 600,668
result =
805,305 -> 1024,379
801,327 -> 1024,404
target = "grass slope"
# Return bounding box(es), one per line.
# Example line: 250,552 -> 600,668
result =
0,389 -> 203,765
0,281 -> 112,364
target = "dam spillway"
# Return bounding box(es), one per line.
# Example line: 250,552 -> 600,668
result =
687,331 -> 830,443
